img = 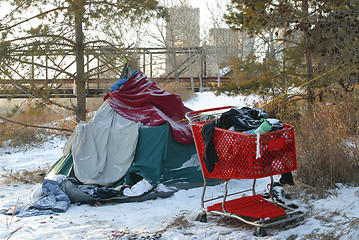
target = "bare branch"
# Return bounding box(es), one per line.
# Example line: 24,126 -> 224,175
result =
4,34 -> 75,46
0,7 -> 68,32
5,55 -> 76,80
0,115 -> 74,133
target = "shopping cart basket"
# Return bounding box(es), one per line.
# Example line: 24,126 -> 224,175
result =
186,106 -> 305,236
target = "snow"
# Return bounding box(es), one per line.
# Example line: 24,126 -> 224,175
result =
1,92 -> 359,240
184,92 -> 258,110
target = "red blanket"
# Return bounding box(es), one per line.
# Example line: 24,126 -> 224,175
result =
104,71 -> 193,144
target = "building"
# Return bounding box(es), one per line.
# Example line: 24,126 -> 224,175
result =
164,6 -> 201,79
239,31 -> 255,60
205,28 -> 239,76
205,28 -> 255,77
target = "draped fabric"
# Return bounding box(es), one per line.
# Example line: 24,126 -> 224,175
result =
104,70 -> 193,144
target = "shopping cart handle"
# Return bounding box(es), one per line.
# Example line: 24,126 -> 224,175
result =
188,106 -> 233,115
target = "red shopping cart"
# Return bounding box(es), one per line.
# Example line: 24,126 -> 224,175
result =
186,106 -> 304,236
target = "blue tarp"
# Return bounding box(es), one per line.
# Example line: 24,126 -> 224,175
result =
110,70 -> 138,91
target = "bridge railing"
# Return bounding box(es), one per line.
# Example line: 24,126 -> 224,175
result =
0,77 -> 229,98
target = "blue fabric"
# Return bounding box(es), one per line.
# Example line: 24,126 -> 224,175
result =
16,179 -> 71,217
110,70 -> 138,91
110,78 -> 128,91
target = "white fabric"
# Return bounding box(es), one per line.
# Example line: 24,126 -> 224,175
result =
62,133 -> 74,157
123,179 -> 153,197
256,133 -> 261,159
267,118 -> 280,125
71,101 -> 142,187
29,184 -> 43,201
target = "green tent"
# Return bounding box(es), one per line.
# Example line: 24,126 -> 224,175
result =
47,122 -> 202,187
45,61 -> 216,203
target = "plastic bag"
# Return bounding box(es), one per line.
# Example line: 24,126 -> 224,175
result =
216,107 -> 269,132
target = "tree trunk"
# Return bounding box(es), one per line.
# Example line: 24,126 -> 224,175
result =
172,49 -> 180,83
302,0 -> 315,107
74,4 -> 86,122
168,24 -> 180,83
305,45 -> 315,105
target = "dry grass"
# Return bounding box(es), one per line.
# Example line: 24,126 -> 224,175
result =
1,166 -> 47,184
276,93 -> 358,196
162,211 -> 194,230
0,104 -> 75,148
294,102 -> 359,194
0,122 -> 45,148
214,215 -> 253,230
262,88 -> 359,196
300,216 -> 359,239
156,81 -> 196,102
340,217 -> 359,239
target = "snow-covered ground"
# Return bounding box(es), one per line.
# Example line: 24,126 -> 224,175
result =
1,92 -> 359,240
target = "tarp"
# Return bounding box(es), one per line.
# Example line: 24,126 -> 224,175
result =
125,123 -> 202,186
45,68 -> 207,203
71,101 -> 142,187
47,123 -> 202,187
104,70 -> 193,144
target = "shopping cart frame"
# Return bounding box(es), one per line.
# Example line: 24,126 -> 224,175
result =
186,106 -> 305,236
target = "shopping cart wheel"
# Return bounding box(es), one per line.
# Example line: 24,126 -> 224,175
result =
195,212 -> 207,222
254,226 -> 267,237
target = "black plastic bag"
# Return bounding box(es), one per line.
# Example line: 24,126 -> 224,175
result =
216,107 -> 269,132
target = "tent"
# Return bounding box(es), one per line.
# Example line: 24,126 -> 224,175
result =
45,67 -> 206,203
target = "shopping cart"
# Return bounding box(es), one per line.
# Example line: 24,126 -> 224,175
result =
186,106 -> 305,236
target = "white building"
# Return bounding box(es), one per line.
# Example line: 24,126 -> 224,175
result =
205,28 -> 254,77
164,7 -> 201,79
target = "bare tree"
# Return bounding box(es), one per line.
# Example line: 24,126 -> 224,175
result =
144,0 -> 202,88
0,0 -> 160,122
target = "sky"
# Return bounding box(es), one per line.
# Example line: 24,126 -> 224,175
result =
188,0 -> 230,30
0,0 -> 232,38
0,0 -> 233,52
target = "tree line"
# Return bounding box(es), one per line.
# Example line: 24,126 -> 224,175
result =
216,0 -> 358,110
0,0 -> 358,124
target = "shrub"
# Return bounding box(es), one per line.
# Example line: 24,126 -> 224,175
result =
1,167 -> 47,184
0,104 -> 75,148
261,87 -> 359,195
294,102 -> 359,193
156,81 -> 195,102
0,121 -> 46,148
